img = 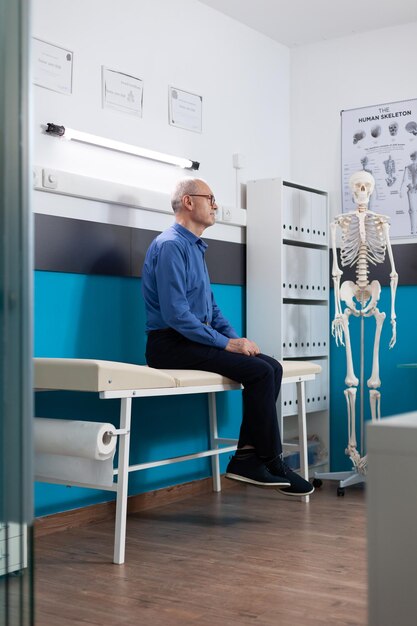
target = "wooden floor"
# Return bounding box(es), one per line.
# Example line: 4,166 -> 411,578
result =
35,482 -> 367,626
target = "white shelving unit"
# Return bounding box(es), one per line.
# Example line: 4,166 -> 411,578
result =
247,177 -> 330,475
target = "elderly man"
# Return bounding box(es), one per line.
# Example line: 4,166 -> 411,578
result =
142,178 -> 313,496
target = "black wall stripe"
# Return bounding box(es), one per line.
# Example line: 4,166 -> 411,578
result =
35,214 -> 246,286
35,215 -> 131,276
34,214 -> 417,287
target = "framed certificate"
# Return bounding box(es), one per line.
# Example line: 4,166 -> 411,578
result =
169,86 -> 202,133
32,38 -> 73,95
102,67 -> 143,117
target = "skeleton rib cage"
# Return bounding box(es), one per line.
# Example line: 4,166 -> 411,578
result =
337,211 -> 388,275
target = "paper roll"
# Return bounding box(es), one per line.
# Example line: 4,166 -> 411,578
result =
35,454 -> 114,487
34,418 -> 117,460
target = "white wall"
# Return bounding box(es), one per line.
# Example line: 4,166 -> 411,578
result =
290,21 -> 417,218
32,0 -> 290,208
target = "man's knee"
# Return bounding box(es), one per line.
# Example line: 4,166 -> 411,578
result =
258,355 -> 283,390
274,360 -> 283,379
253,358 -> 278,382
257,354 -> 282,375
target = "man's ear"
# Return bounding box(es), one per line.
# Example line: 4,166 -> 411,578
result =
182,195 -> 193,212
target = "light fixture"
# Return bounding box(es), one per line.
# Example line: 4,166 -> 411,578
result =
45,123 -> 200,170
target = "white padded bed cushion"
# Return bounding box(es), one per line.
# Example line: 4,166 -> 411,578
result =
281,360 -> 321,377
34,358 -> 321,392
34,358 -> 176,392
160,360 -> 321,387
159,369 -> 237,387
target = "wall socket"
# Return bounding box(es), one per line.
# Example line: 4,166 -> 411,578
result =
42,169 -> 58,189
222,207 -> 232,221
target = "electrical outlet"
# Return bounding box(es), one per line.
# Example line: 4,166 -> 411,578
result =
222,207 -> 232,222
42,169 -> 58,189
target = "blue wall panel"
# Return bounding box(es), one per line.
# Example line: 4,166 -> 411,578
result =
34,271 -> 244,517
35,269 -> 417,513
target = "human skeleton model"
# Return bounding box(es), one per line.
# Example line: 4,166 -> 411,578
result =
332,171 -> 398,473
400,151 -> 417,235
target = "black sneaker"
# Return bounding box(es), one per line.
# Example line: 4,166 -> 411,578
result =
267,457 -> 315,496
225,453 -> 291,488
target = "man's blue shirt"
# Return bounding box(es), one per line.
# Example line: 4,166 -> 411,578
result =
142,223 -> 238,348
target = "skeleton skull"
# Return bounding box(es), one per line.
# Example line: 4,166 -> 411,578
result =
349,170 -> 375,207
389,122 -> 398,136
371,125 -> 381,138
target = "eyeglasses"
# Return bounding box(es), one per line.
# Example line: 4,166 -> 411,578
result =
187,194 -> 216,207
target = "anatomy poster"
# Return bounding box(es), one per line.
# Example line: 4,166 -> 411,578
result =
341,98 -> 417,238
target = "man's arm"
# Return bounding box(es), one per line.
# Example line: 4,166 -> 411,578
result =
210,294 -> 260,355
155,243 -> 260,355
155,242 -> 229,348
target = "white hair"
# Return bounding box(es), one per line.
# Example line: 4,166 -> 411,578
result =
171,178 -> 205,213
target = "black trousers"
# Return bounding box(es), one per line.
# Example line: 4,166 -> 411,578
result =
145,329 -> 283,458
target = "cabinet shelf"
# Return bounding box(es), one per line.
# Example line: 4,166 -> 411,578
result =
283,352 -> 328,359
283,297 -> 328,305
283,238 -> 328,250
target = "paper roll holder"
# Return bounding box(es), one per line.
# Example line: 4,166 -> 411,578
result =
107,428 -> 130,437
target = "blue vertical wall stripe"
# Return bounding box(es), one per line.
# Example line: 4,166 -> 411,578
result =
34,270 -> 244,517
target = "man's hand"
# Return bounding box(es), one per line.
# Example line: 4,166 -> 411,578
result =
225,338 -> 260,356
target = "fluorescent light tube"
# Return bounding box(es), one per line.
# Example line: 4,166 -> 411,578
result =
45,123 -> 200,170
